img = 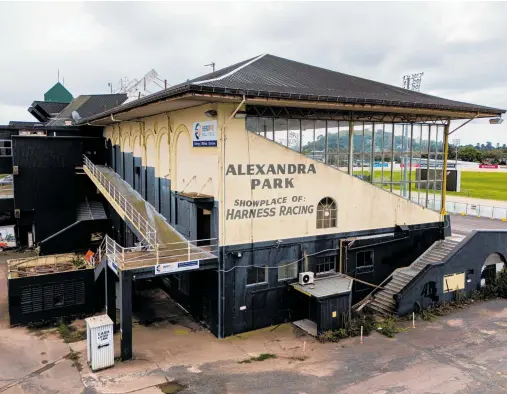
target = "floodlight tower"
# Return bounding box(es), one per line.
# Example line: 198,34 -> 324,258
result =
401,72 -> 424,198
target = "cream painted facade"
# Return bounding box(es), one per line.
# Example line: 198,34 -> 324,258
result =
219,105 -> 441,246
102,101 -> 441,247
103,104 -> 220,197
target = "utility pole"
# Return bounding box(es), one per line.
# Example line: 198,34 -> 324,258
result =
452,138 -> 460,167
401,72 -> 424,198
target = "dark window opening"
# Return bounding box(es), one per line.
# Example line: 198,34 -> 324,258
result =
316,256 -> 336,276
357,250 -> 374,268
0,140 -> 12,157
247,265 -> 267,286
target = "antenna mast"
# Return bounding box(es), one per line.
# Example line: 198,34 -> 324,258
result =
205,62 -> 216,73
402,72 -> 424,92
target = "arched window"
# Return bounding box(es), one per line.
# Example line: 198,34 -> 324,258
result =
316,197 -> 337,229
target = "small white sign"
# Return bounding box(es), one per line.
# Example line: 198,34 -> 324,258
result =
97,328 -> 110,346
192,120 -> 217,147
155,260 -> 200,275
240,306 -> 247,311
107,257 -> 119,277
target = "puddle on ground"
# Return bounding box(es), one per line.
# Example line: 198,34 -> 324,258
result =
157,381 -> 186,393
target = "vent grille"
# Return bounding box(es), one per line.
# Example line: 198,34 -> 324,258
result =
19,280 -> 86,314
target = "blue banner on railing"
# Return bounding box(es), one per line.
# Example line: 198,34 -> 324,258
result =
155,259 -> 200,275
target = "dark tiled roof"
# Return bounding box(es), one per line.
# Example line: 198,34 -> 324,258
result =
32,101 -> 68,116
47,94 -> 128,126
79,54 -> 505,123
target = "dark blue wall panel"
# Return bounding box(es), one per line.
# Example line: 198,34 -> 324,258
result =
133,157 -> 142,194
114,145 -> 122,176
154,177 -> 160,213
140,166 -> 146,200
146,166 -> 156,207
123,152 -> 134,187
160,178 -> 171,221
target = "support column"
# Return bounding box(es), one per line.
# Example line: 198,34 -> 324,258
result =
106,265 -> 117,332
120,270 -> 133,361
441,122 -> 450,216
348,120 -> 354,175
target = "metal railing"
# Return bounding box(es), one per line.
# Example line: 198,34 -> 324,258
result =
99,235 -> 218,270
410,195 -> 507,220
83,155 -> 157,246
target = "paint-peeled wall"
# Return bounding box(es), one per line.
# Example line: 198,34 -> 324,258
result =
220,110 -> 441,246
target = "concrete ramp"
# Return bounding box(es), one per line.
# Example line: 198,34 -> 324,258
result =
94,165 -> 186,245
83,158 -> 217,270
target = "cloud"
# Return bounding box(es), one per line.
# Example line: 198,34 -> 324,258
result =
0,1 -> 505,144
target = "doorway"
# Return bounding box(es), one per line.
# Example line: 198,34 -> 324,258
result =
197,208 -> 211,245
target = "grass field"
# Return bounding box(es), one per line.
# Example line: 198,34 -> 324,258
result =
352,169 -> 507,201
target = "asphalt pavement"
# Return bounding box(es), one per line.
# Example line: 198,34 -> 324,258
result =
450,214 -> 507,236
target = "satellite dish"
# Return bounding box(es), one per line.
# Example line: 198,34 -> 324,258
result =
71,110 -> 81,122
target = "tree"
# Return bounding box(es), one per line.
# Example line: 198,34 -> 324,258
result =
458,146 -> 482,162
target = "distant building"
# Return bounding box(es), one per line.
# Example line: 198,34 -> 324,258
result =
43,82 -> 73,103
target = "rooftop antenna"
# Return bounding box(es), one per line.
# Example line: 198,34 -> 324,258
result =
58,69 -> 60,83
205,62 -> 216,74
402,72 -> 424,92
108,82 -> 113,94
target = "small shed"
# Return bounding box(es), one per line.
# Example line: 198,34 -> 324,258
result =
292,275 -> 353,335
7,253 -> 94,325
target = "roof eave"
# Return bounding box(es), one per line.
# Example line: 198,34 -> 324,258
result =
79,84 -> 505,125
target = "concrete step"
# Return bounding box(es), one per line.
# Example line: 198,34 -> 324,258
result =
374,292 -> 396,305
388,275 -> 411,286
368,300 -> 396,316
385,281 -> 408,293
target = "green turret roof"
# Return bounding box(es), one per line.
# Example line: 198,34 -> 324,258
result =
44,82 -> 73,103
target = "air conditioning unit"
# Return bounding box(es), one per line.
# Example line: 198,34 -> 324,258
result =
299,272 -> 314,285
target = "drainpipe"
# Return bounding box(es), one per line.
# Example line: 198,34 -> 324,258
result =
218,95 -> 246,339
440,120 -> 450,219
348,117 -> 354,175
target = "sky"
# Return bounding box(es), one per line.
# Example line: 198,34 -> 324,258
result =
0,1 -> 506,145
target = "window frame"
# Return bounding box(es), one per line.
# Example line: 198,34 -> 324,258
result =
278,261 -> 298,282
315,256 -> 336,277
356,250 -> 374,269
316,197 -> 338,229
246,265 -> 268,286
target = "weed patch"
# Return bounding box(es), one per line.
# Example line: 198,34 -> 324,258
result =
239,353 -> 277,364
287,355 -> 309,361
375,317 -> 407,338
318,313 -> 376,342
65,350 -> 83,372
58,319 -> 86,343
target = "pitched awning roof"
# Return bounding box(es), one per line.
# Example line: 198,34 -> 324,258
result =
79,54 -> 505,125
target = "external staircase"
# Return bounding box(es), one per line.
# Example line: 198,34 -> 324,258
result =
366,237 -> 463,315
83,156 -> 217,271
77,199 -> 108,221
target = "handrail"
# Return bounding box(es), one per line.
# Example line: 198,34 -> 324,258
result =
100,234 -> 217,270
352,272 -> 394,311
83,155 -> 157,246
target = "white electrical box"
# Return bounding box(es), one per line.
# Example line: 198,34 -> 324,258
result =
86,315 -> 114,372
